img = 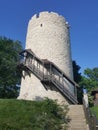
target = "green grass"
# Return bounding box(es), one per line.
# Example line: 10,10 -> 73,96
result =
91,105 -> 98,119
0,99 -> 69,130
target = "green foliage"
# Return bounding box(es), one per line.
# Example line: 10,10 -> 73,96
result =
0,36 -> 23,98
72,60 -> 81,83
80,68 -> 98,91
91,106 -> 98,119
72,60 -> 82,104
72,62 -> 98,105
80,67 -> 98,106
0,99 -> 69,130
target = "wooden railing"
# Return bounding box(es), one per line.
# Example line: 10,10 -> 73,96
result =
83,99 -> 98,130
18,49 -> 78,104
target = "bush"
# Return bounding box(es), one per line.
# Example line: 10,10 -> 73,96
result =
0,99 -> 69,130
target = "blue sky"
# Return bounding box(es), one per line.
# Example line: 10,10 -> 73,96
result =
0,0 -> 98,74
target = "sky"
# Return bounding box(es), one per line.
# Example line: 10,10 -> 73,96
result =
0,0 -> 98,74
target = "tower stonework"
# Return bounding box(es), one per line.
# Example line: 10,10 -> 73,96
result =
18,12 -> 74,104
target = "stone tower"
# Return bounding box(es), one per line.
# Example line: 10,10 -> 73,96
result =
18,11 -> 74,104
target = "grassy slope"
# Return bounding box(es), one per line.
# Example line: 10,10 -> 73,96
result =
0,99 -> 68,130
91,105 -> 98,119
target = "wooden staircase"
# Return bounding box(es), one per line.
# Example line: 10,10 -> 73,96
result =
18,49 -> 79,104
18,49 -> 90,129
68,105 -> 89,130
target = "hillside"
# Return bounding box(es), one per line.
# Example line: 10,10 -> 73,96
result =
0,99 -> 69,130
91,105 -> 98,118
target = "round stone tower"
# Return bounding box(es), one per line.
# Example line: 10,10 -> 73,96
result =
18,11 -> 74,104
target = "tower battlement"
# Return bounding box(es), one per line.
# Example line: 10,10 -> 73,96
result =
29,11 -> 69,28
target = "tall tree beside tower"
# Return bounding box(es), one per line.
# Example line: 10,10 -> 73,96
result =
0,37 -> 23,98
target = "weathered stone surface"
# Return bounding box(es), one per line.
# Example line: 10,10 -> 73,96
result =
18,11 -> 74,104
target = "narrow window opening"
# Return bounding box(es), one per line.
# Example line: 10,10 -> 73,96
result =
40,24 -> 43,27
36,13 -> 39,18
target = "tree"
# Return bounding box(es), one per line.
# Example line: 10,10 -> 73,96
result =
72,60 -> 81,83
72,60 -> 83,104
80,68 -> 98,92
0,37 -> 23,98
80,67 -> 98,105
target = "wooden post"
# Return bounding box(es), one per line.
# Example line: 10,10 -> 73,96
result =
74,85 -> 77,99
50,63 -> 52,81
61,73 -> 64,91
43,62 -> 44,80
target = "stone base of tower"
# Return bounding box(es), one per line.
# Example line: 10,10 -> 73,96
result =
18,73 -> 70,105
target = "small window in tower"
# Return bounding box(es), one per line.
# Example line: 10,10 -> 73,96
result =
36,14 -> 39,18
40,24 -> 43,27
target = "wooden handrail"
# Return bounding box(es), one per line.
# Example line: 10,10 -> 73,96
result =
18,49 -> 78,104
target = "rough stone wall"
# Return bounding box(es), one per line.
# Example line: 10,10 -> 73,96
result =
18,12 -> 74,104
